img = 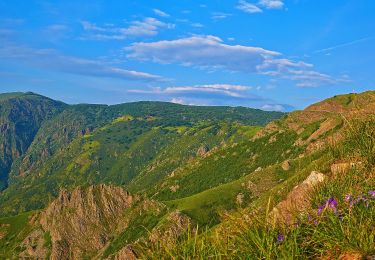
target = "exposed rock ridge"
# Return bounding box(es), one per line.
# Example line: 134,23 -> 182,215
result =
39,184 -> 134,260
270,171 -> 326,225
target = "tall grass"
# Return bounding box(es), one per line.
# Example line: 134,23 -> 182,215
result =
331,116 -> 375,167
139,169 -> 374,259
137,116 -> 375,259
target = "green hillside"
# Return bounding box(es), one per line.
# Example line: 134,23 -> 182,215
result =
0,92 -> 66,190
1,91 -> 374,259
0,92 -> 283,216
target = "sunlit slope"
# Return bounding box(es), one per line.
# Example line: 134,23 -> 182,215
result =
0,94 -> 283,216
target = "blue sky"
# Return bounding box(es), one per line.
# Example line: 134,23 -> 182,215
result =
0,0 -> 374,111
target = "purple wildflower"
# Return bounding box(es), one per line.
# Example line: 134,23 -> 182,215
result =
317,205 -> 325,215
344,194 -> 352,203
349,195 -> 370,208
327,197 -> 338,209
277,233 -> 284,242
361,196 -> 369,207
369,190 -> 375,198
317,197 -> 338,216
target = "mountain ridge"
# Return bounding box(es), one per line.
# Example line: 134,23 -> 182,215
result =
0,91 -> 374,259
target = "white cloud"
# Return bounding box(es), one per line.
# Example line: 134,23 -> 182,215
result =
128,84 -> 252,98
127,84 -> 291,109
123,18 -> 174,37
170,98 -> 204,106
176,19 -> 203,28
0,43 -> 164,82
127,35 -> 278,73
191,23 -> 204,28
259,59 -> 339,87
258,0 -> 284,9
261,104 -> 285,111
237,0 -> 263,13
81,18 -> 174,40
81,21 -> 108,32
126,35 -> 339,87
171,97 -> 186,104
45,24 -> 69,32
236,0 -> 285,14
153,9 -> 170,17
211,12 -> 233,20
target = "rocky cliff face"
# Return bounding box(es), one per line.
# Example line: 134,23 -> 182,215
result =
39,184 -> 134,259
0,93 -> 65,189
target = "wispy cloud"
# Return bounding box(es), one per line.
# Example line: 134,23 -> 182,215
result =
170,98 -> 187,105
258,0 -> 284,9
191,23 -> 204,28
237,0 -> 285,14
126,35 -> 337,87
153,9 -> 170,17
81,18 -> 175,40
127,84 -> 291,110
176,19 -> 203,28
211,12 -> 233,20
261,104 -> 285,111
0,43 -> 165,82
129,84 -> 252,97
258,58 -> 345,87
236,0 -> 263,13
314,36 -> 374,53
127,35 -> 278,72
45,24 -> 69,32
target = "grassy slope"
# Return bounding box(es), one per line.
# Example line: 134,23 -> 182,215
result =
1,97 -> 283,217
3,91 -> 374,258
138,93 -> 375,259
0,211 -> 35,258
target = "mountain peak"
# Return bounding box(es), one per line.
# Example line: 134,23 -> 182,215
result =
305,91 -> 375,114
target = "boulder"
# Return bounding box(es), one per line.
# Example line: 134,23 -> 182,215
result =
270,171 -> 326,226
281,160 -> 291,171
197,144 -> 210,156
114,246 -> 137,260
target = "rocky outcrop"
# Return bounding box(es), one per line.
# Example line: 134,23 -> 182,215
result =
39,184 -> 134,260
270,171 -> 326,225
149,211 -> 192,245
197,144 -> 210,157
114,245 -> 137,260
282,160 -> 291,171
19,229 -> 47,259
